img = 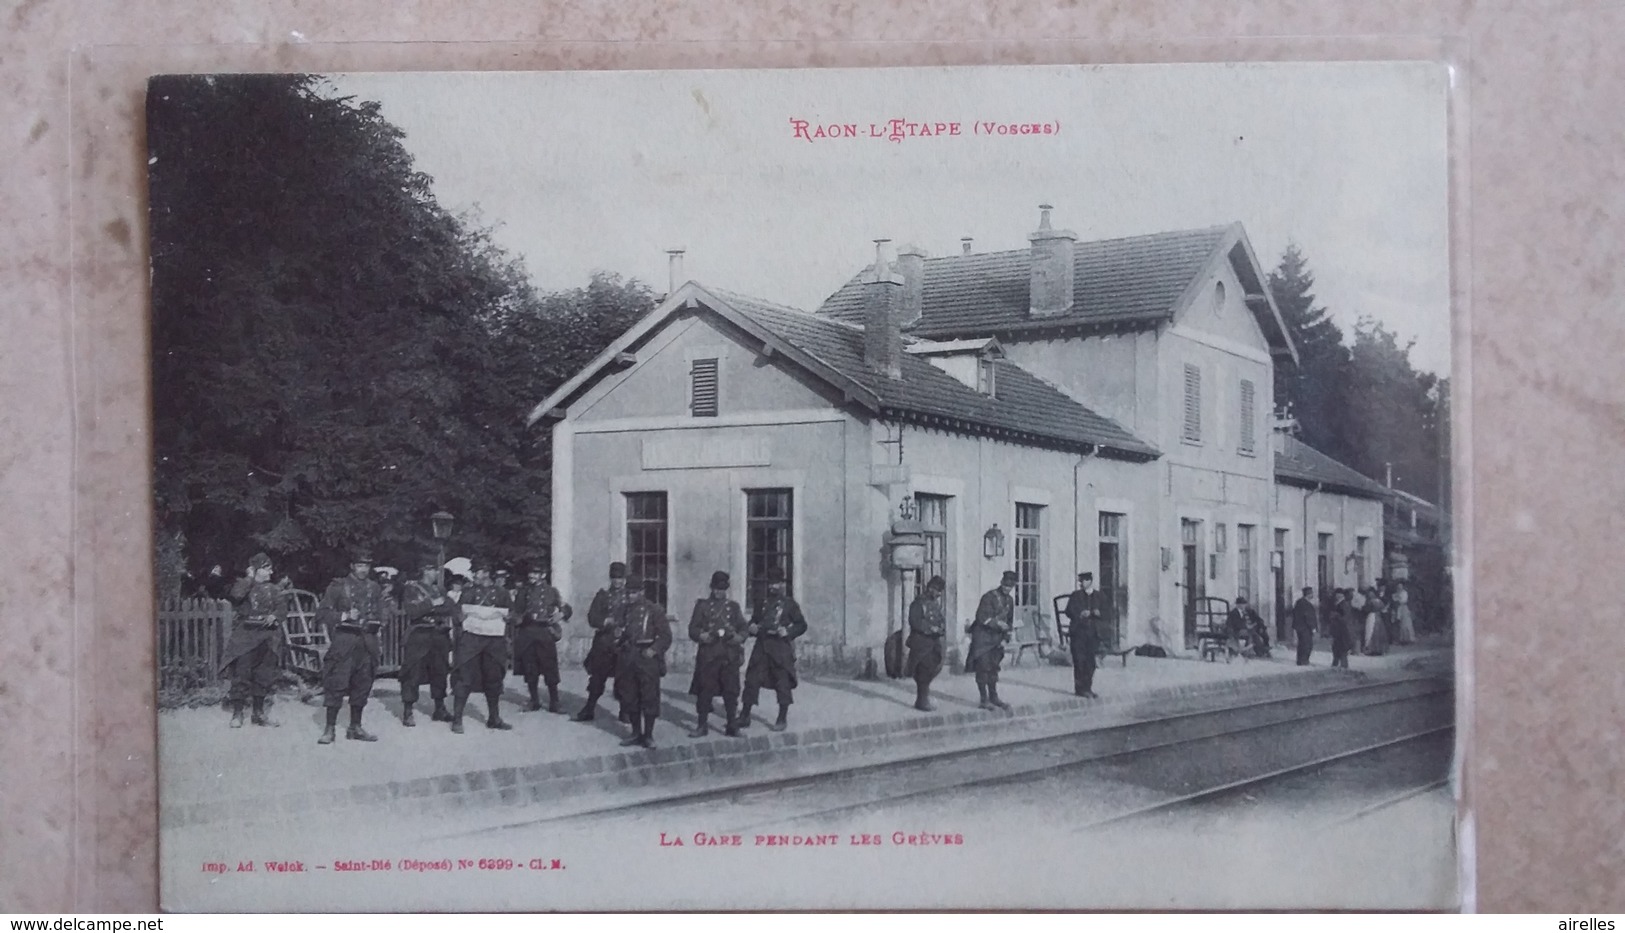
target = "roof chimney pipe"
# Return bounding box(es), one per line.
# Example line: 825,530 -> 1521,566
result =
961,237 -> 974,255
1028,203 -> 1077,318
895,243 -> 927,328
666,249 -> 686,295
863,238 -> 905,379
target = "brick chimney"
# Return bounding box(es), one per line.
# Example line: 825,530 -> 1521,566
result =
863,239 -> 905,379
666,249 -> 686,294
961,237 -> 974,254
1028,204 -> 1077,317
895,244 -> 926,329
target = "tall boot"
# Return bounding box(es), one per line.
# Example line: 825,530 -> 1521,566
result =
526,678 -> 542,712
431,695 -> 452,722
346,705 -> 378,741
251,696 -> 279,727
229,699 -> 247,729
573,686 -> 600,722
401,692 -> 417,727
486,691 -> 513,730
547,684 -> 561,714
723,697 -> 740,737
770,705 -> 789,733
988,681 -> 1012,712
619,714 -> 644,747
976,679 -> 993,710
688,707 -> 711,739
317,706 -> 339,744
914,681 -> 936,712
640,714 -> 659,749
451,693 -> 468,734
736,702 -> 753,730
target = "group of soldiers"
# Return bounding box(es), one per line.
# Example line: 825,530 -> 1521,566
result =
217,546 -> 1115,749
215,548 -> 812,750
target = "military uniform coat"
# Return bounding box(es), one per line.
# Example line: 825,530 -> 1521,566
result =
744,594 -> 808,700
317,574 -> 386,706
904,594 -> 947,682
614,598 -> 673,717
513,583 -> 568,684
965,587 -> 1015,674
454,581 -> 512,692
401,579 -> 459,697
583,586 -> 631,680
221,578 -> 287,671
687,596 -> 748,699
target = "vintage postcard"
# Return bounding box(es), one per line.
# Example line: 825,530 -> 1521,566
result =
151,62 -> 1457,911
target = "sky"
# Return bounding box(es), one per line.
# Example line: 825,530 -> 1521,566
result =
330,63 -> 1452,376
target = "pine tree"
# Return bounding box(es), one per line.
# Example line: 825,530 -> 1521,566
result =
1268,243 -> 1353,464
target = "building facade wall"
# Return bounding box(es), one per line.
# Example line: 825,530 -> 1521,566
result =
1272,482 -> 1387,600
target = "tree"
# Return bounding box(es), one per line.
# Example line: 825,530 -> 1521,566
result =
148,75 -> 657,584
1268,243 -> 1353,464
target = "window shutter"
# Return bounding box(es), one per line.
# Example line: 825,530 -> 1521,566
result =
690,358 -> 719,417
1182,364 -> 1202,442
1239,378 -> 1256,453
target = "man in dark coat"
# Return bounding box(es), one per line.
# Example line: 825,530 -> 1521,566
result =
966,571 -> 1017,711
687,570 -> 749,738
513,566 -> 571,714
1292,586 -> 1319,666
574,561 -> 631,722
614,573 -> 672,749
739,566 -> 808,732
399,555 -> 459,726
1329,589 -> 1355,668
1063,571 -> 1103,698
221,552 -> 286,728
905,575 -> 948,712
1225,597 -> 1271,659
316,548 -> 386,744
451,559 -> 514,734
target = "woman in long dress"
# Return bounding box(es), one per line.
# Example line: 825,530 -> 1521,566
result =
1363,588 -> 1389,656
1393,583 -> 1417,645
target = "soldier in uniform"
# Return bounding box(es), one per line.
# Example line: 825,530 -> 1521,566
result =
399,555 -> 459,726
221,552 -> 287,728
316,548 -> 387,744
686,571 -> 749,738
614,572 -> 672,748
451,559 -> 514,734
1063,571 -> 1103,698
513,565 -> 571,714
739,567 -> 808,732
573,562 -> 630,722
967,571 -> 1018,712
904,575 -> 948,712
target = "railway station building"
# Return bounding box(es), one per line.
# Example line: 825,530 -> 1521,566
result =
529,207 -> 1388,661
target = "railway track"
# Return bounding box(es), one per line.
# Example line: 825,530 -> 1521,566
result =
441,673 -> 1453,841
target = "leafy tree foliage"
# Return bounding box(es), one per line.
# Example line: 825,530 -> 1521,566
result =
149,75 -> 655,592
1267,243 -> 1449,505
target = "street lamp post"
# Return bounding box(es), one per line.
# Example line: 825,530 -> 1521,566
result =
431,511 -> 455,589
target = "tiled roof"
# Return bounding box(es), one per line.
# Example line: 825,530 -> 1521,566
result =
1273,435 -> 1389,499
709,288 -> 1159,460
818,225 -> 1234,338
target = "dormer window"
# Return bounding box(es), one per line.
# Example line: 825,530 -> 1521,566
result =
978,357 -> 998,396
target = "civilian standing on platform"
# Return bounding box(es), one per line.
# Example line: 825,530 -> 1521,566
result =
739,567 -> 808,732
574,562 -> 630,723
451,560 -> 514,733
513,566 -> 571,714
1362,587 -> 1390,656
316,548 -> 386,744
399,555 -> 459,726
905,575 -> 949,711
1292,586 -> 1318,666
967,571 -> 1018,712
221,552 -> 287,728
1393,582 -> 1417,645
1349,586 -> 1368,653
687,571 -> 749,738
1062,571 -> 1103,698
614,572 -> 672,749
